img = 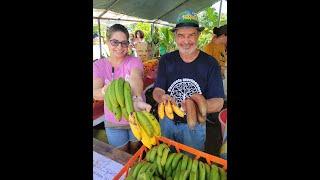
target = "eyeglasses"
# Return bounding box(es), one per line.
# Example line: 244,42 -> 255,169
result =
109,39 -> 129,48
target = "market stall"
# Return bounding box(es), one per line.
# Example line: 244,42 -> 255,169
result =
93,0 -> 227,179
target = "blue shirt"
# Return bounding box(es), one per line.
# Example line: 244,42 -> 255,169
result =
154,50 -> 225,105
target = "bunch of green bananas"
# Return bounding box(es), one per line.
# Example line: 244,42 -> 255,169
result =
125,143 -> 227,180
104,78 -> 133,121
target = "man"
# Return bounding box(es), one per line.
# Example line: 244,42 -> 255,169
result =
152,9 -> 225,152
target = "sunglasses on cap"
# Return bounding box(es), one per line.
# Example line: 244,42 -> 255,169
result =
109,39 -> 129,48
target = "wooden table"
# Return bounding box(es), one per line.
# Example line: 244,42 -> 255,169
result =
93,138 -> 132,165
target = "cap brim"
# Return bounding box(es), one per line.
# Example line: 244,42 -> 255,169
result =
171,26 -> 204,32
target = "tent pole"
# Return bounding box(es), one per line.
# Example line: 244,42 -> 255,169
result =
98,18 -> 103,58
217,0 -> 223,27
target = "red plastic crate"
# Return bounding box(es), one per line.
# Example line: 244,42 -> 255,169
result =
113,136 -> 227,180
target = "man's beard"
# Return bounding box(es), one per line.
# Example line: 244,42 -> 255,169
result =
179,45 -> 197,55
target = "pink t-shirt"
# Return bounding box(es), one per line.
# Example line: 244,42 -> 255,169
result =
93,56 -> 144,126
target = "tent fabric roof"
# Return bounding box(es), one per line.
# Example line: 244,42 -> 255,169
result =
93,0 -> 219,24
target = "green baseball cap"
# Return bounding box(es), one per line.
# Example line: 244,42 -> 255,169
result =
171,9 -> 204,32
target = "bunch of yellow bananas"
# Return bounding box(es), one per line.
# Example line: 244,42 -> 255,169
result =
128,111 -> 161,149
158,100 -> 185,120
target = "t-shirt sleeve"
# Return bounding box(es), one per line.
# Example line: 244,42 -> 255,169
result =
93,60 -> 104,80
206,61 -> 225,99
154,56 -> 167,91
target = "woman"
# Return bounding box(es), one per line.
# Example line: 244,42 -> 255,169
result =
134,30 -> 145,45
93,24 -> 151,154
204,24 -> 227,79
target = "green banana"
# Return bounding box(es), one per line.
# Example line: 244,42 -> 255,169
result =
124,81 -> 134,114
115,78 -> 125,107
165,153 -> 176,171
204,163 -> 211,180
198,161 -> 205,180
154,176 -> 162,180
124,175 -> 135,180
154,164 -> 159,176
142,111 -> 161,136
157,143 -> 168,156
128,163 -> 137,176
174,161 -> 182,180
138,162 -> 151,174
166,177 -> 173,180
156,161 -> 163,176
136,172 -> 151,180
166,165 -> 173,178
191,159 -> 199,172
219,167 -> 227,180
161,147 -> 170,166
132,162 -> 145,178
171,153 -> 183,170
149,146 -> 158,162
156,155 -> 161,166
210,164 -> 220,180
121,106 -> 129,120
179,169 -> 191,180
146,163 -> 157,176
177,160 -> 182,171
104,85 -> 113,112
173,169 -> 181,180
145,150 -> 152,162
180,155 -> 189,171
109,80 -> 119,108
189,171 -> 197,180
136,111 -> 154,137
114,106 -> 122,120
186,157 -> 193,171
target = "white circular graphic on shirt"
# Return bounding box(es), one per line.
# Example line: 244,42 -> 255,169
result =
167,78 -> 202,105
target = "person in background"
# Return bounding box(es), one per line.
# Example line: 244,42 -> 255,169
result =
128,33 -> 137,57
204,25 -> 227,79
93,33 -> 109,60
134,30 -> 145,45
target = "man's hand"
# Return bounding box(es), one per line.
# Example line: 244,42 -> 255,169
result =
161,94 -> 172,102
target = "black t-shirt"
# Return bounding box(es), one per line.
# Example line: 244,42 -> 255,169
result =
154,50 -> 225,105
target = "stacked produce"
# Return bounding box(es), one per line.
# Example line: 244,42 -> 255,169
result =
125,143 -> 227,180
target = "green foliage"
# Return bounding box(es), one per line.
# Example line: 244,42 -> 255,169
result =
92,6 -> 227,54
198,7 -> 227,50
93,25 -> 107,39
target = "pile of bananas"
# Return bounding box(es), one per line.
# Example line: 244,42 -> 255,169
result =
125,143 -> 227,180
104,78 -> 134,121
128,111 -> 161,149
158,93 -> 208,129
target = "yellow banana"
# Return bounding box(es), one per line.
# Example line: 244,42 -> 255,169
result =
137,116 -> 154,149
171,101 -> 185,118
140,126 -> 153,149
158,102 -> 165,120
142,111 -> 161,137
165,100 -> 174,119
128,112 -> 141,141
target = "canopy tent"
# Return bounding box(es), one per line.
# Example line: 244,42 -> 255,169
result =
93,0 -> 226,59
93,0 -> 220,24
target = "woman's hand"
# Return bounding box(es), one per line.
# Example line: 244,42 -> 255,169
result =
133,97 -> 152,112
